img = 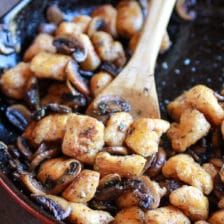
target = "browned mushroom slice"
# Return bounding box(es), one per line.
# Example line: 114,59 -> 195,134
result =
20,173 -> 46,195
47,5 -> 64,25
93,95 -> 131,116
17,136 -> 33,160
66,61 -> 90,96
176,0 -> 197,21
6,104 -> 31,131
53,34 -> 88,63
30,148 -> 60,171
31,194 -> 71,221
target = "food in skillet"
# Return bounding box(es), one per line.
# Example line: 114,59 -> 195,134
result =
1,0 -> 224,223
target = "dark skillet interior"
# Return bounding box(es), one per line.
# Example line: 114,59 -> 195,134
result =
0,0 -> 224,222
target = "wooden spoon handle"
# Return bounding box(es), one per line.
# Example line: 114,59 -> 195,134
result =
130,0 -> 176,74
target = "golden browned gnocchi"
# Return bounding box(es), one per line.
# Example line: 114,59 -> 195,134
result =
62,169 -> 100,203
24,33 -> 56,61
145,206 -> 191,224
0,62 -> 33,99
162,154 -> 213,195
209,210 -> 224,224
116,0 -> 143,38
169,185 -> 209,221
62,114 -> 104,164
30,52 -> 71,80
125,118 -> 170,157
24,114 -> 70,145
72,15 -> 92,33
194,221 -> 210,224
94,152 -> 146,177
167,109 -> 211,152
168,85 -> 224,126
113,206 -> 144,224
104,112 -> 133,146
90,71 -> 113,96
56,22 -> 81,36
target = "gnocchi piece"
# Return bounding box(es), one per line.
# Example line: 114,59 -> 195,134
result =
0,62 -> 33,100
79,34 -> 101,71
72,15 -> 92,33
209,210 -> 224,224
104,112 -> 133,146
92,31 -> 126,67
24,34 -> 56,61
162,154 -> 213,195
90,72 -> 113,97
194,222 -> 210,224
125,118 -> 170,157
62,114 -> 105,165
69,203 -> 114,224
37,158 -> 81,194
113,206 -> 144,224
145,206 -> 191,224
94,152 -> 146,177
117,176 -> 166,210
62,170 -> 100,203
23,114 -> 70,145
30,52 -> 71,80
169,185 -> 209,221
56,22 -> 81,36
167,85 -> 224,126
167,109 -> 211,152
116,0 -> 143,38
92,4 -> 118,37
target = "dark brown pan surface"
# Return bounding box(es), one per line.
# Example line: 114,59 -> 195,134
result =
0,0 -> 224,222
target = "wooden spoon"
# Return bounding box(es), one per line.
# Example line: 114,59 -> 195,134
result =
93,0 -> 176,119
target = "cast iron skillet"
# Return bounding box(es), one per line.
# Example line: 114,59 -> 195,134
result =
0,0 -> 224,223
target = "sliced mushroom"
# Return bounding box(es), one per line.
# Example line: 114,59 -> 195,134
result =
30,148 -> 60,171
53,34 -> 88,62
103,146 -> 129,155
176,0 -> 197,21
31,194 -> 71,221
65,61 -> 90,96
31,103 -> 71,121
100,62 -> 122,77
47,5 -> 64,25
17,137 -> 33,160
89,200 -> 117,214
20,173 -> 46,195
6,104 -> 31,131
93,95 -> 131,116
24,77 -> 40,110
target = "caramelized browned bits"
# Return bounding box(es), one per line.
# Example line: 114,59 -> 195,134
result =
0,62 -> 33,99
146,147 -> 166,177
92,4 -> 118,37
113,206 -> 144,224
65,61 -> 90,96
62,170 -> 100,203
168,85 -> 224,126
125,118 -> 170,157
176,0 -> 197,21
47,5 -> 64,25
162,154 -> 213,195
167,109 -> 211,152
62,114 -> 104,165
6,104 -> 31,131
104,112 -> 133,147
90,71 -> 113,97
30,52 -> 71,81
169,185 -> 209,221
24,34 -> 56,61
116,0 -> 143,38
32,194 -> 72,221
37,158 -> 82,194
209,210 -> 224,224
94,152 -> 146,178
